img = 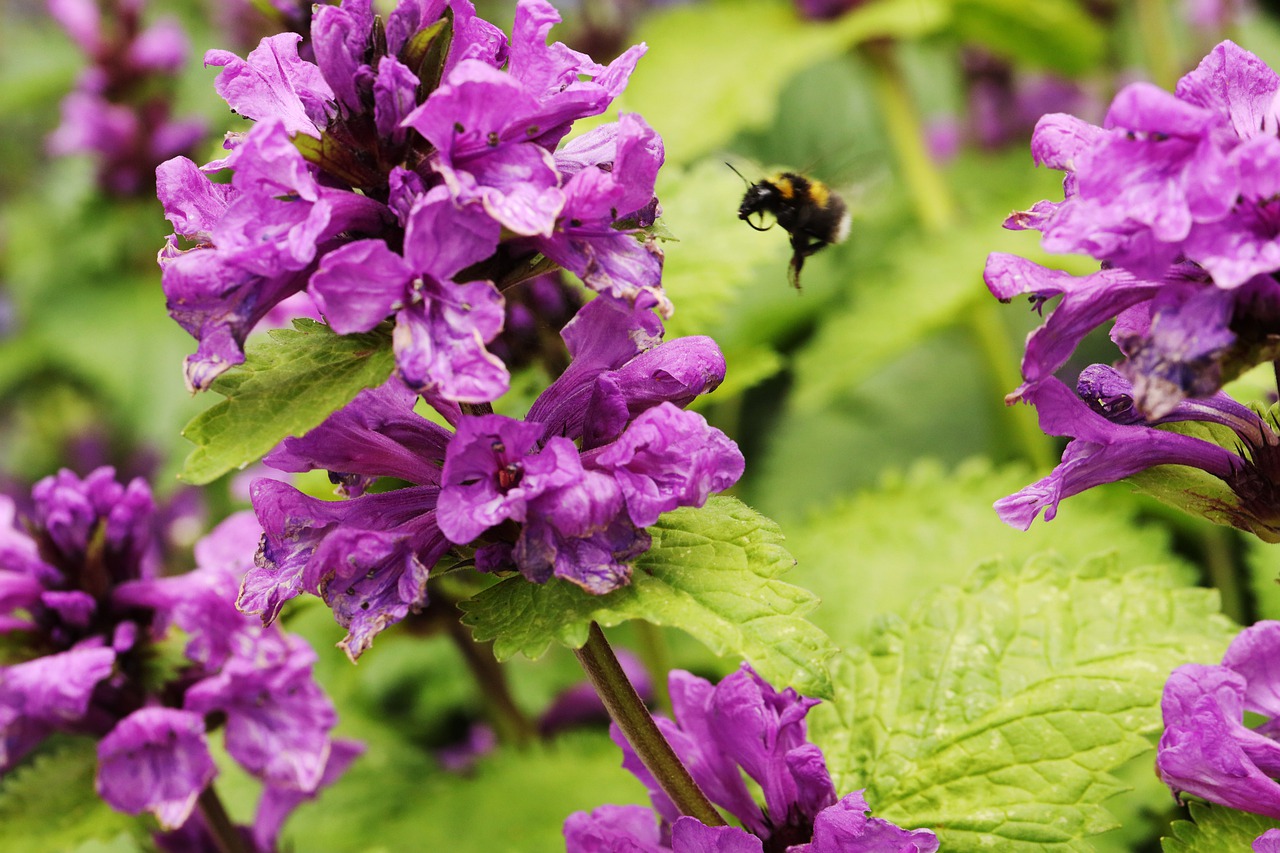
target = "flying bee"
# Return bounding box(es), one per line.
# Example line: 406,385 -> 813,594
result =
730,164 -> 851,289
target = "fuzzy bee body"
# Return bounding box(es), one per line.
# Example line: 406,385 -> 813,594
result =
737,171 -> 851,289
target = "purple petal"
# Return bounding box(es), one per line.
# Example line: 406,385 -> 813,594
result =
308,239 -> 413,335
670,817 -> 762,853
591,403 -> 743,527
994,377 -> 1239,529
206,34 -> 333,137
1157,664 -> 1280,818
392,278 -> 509,403
185,635 -> 335,790
793,791 -> 940,853
156,157 -> 233,241
374,56 -> 420,144
97,708 -> 217,830
265,378 -> 450,493
1222,621 -> 1280,719
253,738 -> 364,851
1175,40 -> 1280,139
437,418 -> 579,542
311,0 -> 375,113
563,804 -> 666,853
0,646 -> 115,728
402,185 -> 502,281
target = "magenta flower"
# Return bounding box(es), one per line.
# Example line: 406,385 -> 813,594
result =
564,665 -> 939,853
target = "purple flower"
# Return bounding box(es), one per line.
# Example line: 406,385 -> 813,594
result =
993,365 -> 1280,538
96,708 -> 217,829
159,0 -> 667,397
1158,622 -> 1280,820
0,468 -> 354,839
1258,829 -> 1280,852
990,41 -> 1280,434
564,665 -> 938,853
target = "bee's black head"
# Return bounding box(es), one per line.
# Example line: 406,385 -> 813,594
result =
738,182 -> 782,233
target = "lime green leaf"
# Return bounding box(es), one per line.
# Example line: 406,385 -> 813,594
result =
622,0 -> 947,163
178,319 -> 395,485
1162,802 -> 1280,852
0,744 -> 146,853
461,496 -> 835,697
952,0 -> 1106,76
787,459 -> 1199,648
813,554 -> 1236,852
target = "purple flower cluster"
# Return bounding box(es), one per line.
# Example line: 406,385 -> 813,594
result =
564,665 -> 938,853
47,0 -> 206,196
0,468 -> 354,847
157,0 -> 665,395
987,41 -> 1280,533
1158,621 -> 1280,848
240,297 -> 743,659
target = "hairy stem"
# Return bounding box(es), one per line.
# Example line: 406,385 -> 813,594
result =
197,785 -> 250,853
575,622 -> 723,826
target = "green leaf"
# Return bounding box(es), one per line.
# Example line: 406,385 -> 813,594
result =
786,458 -> 1199,648
621,0 -> 947,164
284,731 -> 648,853
178,319 -> 395,485
951,0 -> 1106,76
460,496 -> 836,697
0,743 -> 145,853
812,553 -> 1237,852
1162,802 -> 1280,852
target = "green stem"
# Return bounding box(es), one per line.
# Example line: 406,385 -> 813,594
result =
861,40 -> 955,233
1202,525 -> 1245,624
196,785 -> 250,853
1135,0 -> 1179,89
444,608 -> 536,746
967,298 -> 1058,471
574,622 -> 723,826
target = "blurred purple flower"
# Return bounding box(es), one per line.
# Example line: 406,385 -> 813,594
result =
564,665 -> 938,852
47,0 -> 206,195
0,469 -> 353,840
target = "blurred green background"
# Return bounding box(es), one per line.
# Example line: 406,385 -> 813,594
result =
4,0 -> 1279,850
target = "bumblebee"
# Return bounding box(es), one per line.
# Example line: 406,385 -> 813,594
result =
732,166 -> 851,289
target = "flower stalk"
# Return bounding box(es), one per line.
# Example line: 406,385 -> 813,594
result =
573,621 -> 724,827
196,785 -> 250,853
